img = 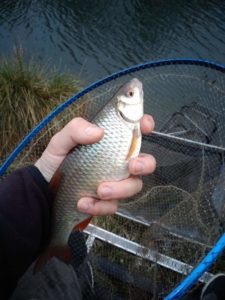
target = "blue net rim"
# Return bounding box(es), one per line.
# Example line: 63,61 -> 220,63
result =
2,58 -> 225,299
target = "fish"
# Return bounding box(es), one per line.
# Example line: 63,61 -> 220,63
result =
34,78 -> 144,272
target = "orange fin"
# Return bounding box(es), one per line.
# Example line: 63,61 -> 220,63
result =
73,216 -> 92,231
49,168 -> 62,195
126,126 -> 140,160
33,245 -> 71,274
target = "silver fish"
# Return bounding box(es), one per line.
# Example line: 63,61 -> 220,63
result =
34,78 -> 144,271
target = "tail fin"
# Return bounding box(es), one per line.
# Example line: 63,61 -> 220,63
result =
33,217 -> 92,273
33,245 -> 71,274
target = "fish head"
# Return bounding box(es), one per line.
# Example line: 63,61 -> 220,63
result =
116,78 -> 144,125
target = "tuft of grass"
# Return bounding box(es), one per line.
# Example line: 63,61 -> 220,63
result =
0,47 -> 81,161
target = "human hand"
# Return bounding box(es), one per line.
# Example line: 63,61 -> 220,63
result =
35,116 -> 156,216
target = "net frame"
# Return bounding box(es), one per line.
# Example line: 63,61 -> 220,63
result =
1,58 -> 225,299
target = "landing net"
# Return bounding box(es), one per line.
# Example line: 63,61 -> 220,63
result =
2,59 -> 225,299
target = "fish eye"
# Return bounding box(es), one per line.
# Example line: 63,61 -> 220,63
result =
127,89 -> 134,97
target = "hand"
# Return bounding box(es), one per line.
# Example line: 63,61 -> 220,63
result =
35,116 -> 156,215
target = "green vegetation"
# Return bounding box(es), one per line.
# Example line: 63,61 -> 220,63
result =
0,47 -> 81,161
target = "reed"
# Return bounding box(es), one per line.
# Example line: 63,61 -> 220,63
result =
0,47 -> 80,161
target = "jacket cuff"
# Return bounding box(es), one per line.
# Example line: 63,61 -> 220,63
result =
26,165 -> 50,195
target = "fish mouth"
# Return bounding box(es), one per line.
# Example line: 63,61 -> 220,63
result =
118,109 -> 141,123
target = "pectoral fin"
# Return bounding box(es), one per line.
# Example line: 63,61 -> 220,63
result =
126,126 -> 141,161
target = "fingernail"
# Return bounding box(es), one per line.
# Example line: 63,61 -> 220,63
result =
99,186 -> 112,198
85,125 -> 100,136
77,200 -> 89,211
134,161 -> 144,173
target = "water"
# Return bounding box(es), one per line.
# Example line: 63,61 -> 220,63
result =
1,0 -> 225,83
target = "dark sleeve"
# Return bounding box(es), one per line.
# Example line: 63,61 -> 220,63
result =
0,166 -> 53,299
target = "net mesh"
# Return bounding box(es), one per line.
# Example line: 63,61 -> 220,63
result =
4,62 -> 225,299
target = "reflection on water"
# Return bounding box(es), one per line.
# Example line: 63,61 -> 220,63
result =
0,0 -> 225,82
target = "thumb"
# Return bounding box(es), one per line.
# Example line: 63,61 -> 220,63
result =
35,117 -> 104,181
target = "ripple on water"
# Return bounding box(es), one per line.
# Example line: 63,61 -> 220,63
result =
0,0 -> 225,81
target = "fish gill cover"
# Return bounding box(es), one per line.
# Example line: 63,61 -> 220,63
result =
3,59 -> 225,299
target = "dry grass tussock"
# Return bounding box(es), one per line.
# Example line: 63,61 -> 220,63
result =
0,47 -> 81,162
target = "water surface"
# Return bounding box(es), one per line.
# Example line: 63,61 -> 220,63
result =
1,0 -> 225,83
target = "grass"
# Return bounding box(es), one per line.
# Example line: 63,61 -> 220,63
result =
0,47 -> 81,161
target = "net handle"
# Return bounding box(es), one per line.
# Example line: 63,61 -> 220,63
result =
165,233 -> 225,299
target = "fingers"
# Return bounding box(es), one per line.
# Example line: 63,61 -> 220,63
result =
77,114 -> 156,216
77,176 -> 143,215
128,153 -> 156,175
47,117 -> 104,157
97,176 -> 143,201
77,152 -> 156,215
77,197 -> 118,215
77,177 -> 143,215
51,114 -> 154,156
140,114 -> 155,135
